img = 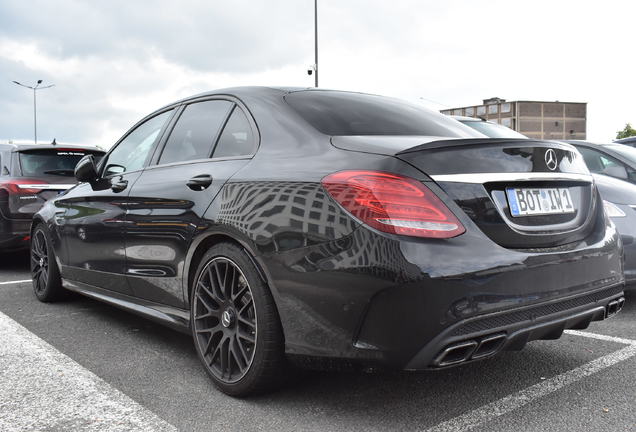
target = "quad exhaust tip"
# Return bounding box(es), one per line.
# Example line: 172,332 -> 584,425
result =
607,297 -> 625,318
433,333 -> 507,367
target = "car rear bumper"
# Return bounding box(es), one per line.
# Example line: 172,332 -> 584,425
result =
0,209 -> 31,251
404,285 -> 624,369
269,212 -> 624,369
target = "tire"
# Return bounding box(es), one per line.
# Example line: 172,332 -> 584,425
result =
190,242 -> 285,397
31,224 -> 66,302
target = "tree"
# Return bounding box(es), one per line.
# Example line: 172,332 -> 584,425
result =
616,123 -> 636,139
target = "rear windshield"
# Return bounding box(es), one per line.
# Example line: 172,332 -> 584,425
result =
19,149 -> 104,177
460,120 -> 527,139
285,91 -> 483,137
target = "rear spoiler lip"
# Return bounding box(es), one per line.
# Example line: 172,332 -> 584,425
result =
430,172 -> 593,184
396,138 -> 576,154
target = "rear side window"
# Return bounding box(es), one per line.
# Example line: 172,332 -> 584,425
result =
577,147 -> 629,179
19,149 -> 104,177
213,107 -> 255,158
159,100 -> 233,165
285,91 -> 482,137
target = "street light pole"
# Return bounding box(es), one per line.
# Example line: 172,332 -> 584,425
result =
314,0 -> 318,87
12,79 -> 55,145
33,85 -> 37,144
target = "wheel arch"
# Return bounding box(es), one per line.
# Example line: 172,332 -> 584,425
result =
30,214 -> 45,235
184,228 -> 280,314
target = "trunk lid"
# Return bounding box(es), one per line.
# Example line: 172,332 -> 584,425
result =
333,137 -> 599,249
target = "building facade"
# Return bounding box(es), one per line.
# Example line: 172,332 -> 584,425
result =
441,98 -> 587,140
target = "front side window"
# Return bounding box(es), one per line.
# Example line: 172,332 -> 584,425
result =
213,107 -> 256,158
105,110 -> 173,176
159,100 -> 233,165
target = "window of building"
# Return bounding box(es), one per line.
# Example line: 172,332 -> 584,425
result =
213,107 -> 256,158
465,107 -> 474,116
452,109 -> 462,116
476,106 -> 486,115
501,117 -> 512,128
501,103 -> 511,113
488,104 -> 498,114
159,100 -> 233,165
489,118 -> 499,124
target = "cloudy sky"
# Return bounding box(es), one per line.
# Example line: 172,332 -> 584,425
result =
1,0 -> 635,147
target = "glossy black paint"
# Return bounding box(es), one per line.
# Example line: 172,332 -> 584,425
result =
34,87 -> 624,370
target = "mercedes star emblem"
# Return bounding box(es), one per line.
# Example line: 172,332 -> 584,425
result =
545,149 -> 558,171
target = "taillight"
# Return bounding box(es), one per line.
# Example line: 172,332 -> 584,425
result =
321,170 -> 465,239
0,179 -> 47,195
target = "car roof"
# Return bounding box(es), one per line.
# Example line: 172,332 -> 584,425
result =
614,136 -> 636,144
157,86 -> 417,112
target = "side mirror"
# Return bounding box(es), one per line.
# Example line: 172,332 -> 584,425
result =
74,155 -> 98,183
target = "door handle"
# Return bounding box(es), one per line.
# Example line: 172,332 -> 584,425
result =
111,179 -> 128,193
187,174 -> 213,191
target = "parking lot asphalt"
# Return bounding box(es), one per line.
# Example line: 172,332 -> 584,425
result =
0,251 -> 634,432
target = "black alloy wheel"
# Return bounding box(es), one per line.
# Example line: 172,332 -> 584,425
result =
31,224 -> 65,302
193,256 -> 257,383
191,243 -> 285,396
31,229 -> 49,296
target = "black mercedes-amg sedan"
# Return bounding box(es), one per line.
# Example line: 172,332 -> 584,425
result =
31,87 -> 625,396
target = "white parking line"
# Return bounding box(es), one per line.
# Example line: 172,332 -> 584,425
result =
0,279 -> 31,285
0,311 -> 176,432
425,331 -> 636,432
565,329 -> 636,346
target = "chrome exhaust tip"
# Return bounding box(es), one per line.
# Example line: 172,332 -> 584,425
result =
471,333 -> 507,360
617,297 -> 626,313
607,299 -> 620,318
433,340 -> 478,367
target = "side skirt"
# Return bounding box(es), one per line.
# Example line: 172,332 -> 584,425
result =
62,278 -> 191,334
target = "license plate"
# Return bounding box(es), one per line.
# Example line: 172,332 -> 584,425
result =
506,187 -> 575,217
